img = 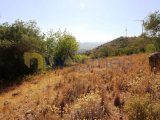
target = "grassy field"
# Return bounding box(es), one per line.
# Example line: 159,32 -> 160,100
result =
0,53 -> 160,120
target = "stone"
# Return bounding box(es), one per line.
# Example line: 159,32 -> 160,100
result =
4,101 -> 11,105
25,110 -> 34,117
12,91 -> 20,96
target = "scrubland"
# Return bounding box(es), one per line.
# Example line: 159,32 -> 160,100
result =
0,53 -> 160,120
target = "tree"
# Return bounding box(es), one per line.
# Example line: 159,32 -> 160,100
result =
152,37 -> 160,51
132,38 -> 151,53
144,10 -> 160,37
46,29 -> 56,56
99,46 -> 114,57
145,44 -> 155,53
139,32 -> 148,38
90,54 -> 94,59
46,29 -> 79,65
85,50 -> 91,56
0,19 -> 46,87
144,11 -> 160,51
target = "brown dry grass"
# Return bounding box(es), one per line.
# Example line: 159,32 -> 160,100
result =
0,53 -> 159,120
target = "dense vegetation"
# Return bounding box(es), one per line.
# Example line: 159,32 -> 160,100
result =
0,20 -> 79,88
84,36 -> 154,58
0,20 -> 46,87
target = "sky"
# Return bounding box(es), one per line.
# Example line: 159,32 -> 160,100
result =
0,0 -> 160,43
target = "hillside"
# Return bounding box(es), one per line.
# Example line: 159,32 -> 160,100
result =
84,37 -> 152,56
1,53 -> 160,119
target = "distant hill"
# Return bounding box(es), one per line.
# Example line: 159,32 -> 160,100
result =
78,49 -> 89,53
78,42 -> 105,53
83,36 -> 152,56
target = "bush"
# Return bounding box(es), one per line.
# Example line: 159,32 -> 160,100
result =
99,46 -> 114,57
90,54 -> 96,59
124,93 -> 160,120
0,20 -> 46,88
73,54 -> 89,63
145,44 -> 155,53
64,89 -> 108,119
46,29 -> 79,64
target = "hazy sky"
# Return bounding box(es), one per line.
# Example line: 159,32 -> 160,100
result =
0,0 -> 160,42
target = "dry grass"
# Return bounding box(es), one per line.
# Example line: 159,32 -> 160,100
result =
0,53 -> 160,119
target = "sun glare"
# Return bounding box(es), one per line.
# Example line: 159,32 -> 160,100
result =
81,3 -> 84,9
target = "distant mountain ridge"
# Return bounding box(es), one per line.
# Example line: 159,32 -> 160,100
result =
78,42 -> 105,53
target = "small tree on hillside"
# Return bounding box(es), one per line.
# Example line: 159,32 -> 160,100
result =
144,11 -> 160,37
46,29 -> 79,65
145,44 -> 155,53
99,46 -> 114,57
144,10 -> 160,51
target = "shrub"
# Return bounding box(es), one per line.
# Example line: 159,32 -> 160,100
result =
145,44 -> 155,53
89,54 -> 96,59
0,20 -> 46,88
64,89 -> 109,119
124,93 -> 160,120
73,54 -> 89,63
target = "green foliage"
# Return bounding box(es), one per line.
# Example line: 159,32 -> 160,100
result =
89,53 -> 99,59
0,20 -> 46,87
139,32 -> 148,38
119,47 -> 134,55
142,11 -> 160,52
145,44 -> 155,53
111,37 -> 129,48
120,38 -> 128,48
83,36 -> 154,57
124,93 -> 160,120
46,29 -> 79,64
46,29 -> 56,56
113,49 -> 120,56
131,38 -> 151,53
84,50 -> 91,56
152,37 -> 160,52
73,54 -> 89,63
90,54 -> 96,59
99,46 -> 114,57
144,10 -> 160,37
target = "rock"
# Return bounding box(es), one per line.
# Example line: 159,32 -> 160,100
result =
153,67 -> 157,71
4,101 -> 11,105
25,110 -> 34,117
25,110 -> 35,120
12,91 -> 20,96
